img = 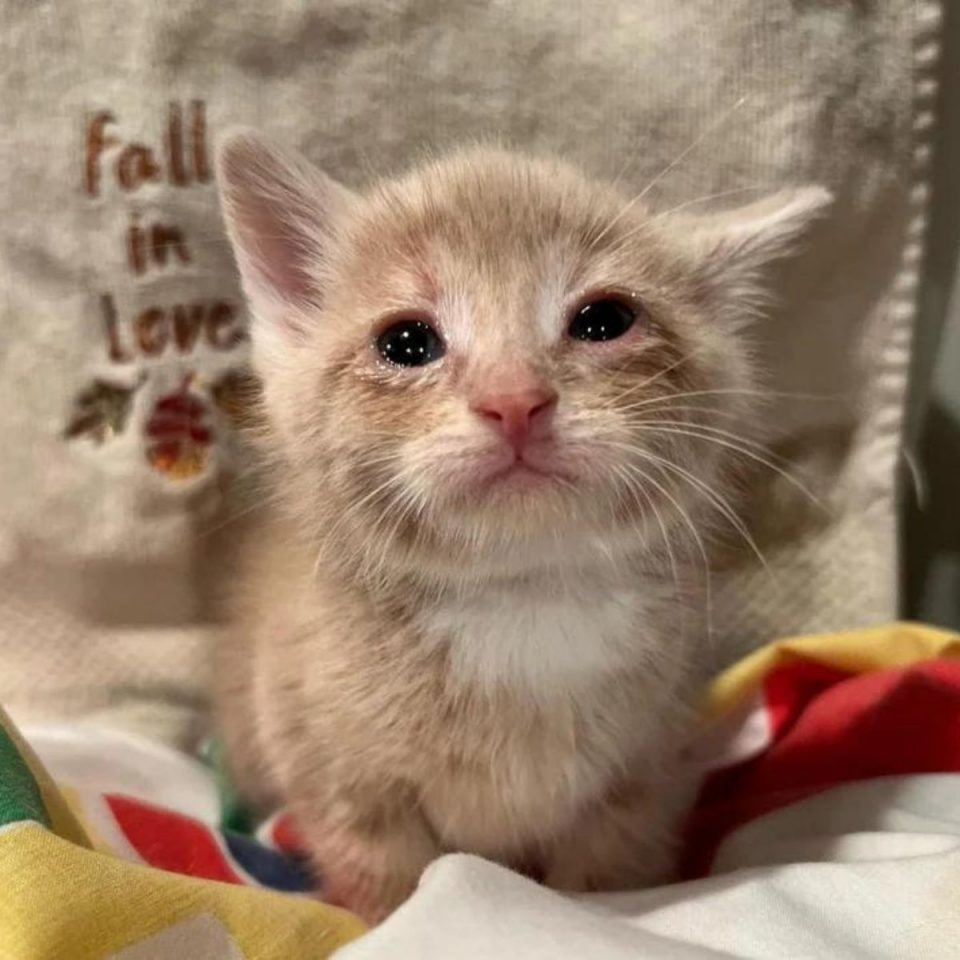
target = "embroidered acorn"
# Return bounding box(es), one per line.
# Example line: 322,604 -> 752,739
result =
145,373 -> 213,480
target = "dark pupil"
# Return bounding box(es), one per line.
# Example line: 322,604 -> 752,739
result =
568,299 -> 636,342
376,320 -> 445,367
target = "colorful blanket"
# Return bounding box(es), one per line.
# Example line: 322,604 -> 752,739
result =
0,714 -> 364,958
2,622 -> 959,958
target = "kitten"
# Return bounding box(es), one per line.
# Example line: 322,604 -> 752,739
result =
214,131 -> 829,923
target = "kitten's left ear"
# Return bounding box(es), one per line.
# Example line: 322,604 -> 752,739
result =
684,186 -> 832,309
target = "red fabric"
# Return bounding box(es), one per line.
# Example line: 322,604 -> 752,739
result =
107,794 -> 244,885
267,812 -> 308,857
762,661 -> 849,739
682,658 -> 960,878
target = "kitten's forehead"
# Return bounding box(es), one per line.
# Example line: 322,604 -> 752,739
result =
335,149 -> 657,343
377,148 -> 622,251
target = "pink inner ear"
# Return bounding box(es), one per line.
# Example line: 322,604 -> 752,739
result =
226,176 -> 322,312
243,223 -> 317,308
219,133 -> 340,315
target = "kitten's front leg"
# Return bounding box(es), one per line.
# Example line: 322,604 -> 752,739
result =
294,788 -> 441,924
543,777 -> 691,893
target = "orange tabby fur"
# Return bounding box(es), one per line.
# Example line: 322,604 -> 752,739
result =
214,132 -> 829,922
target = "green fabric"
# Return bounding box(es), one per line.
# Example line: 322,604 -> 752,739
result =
200,736 -> 255,835
0,723 -> 49,828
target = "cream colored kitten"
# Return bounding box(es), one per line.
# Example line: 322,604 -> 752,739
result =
214,131 -> 829,922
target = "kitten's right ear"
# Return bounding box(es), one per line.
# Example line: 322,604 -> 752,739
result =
217,129 -> 356,337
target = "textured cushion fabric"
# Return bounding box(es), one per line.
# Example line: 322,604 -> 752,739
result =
0,1 -> 944,745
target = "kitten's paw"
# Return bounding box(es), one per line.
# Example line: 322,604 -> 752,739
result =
299,808 -> 437,925
543,850 -> 671,893
322,864 -> 412,926
542,791 -> 679,893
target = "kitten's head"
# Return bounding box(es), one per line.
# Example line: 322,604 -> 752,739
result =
218,133 -> 829,583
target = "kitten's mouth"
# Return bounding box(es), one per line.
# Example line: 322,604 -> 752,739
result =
478,457 -> 570,493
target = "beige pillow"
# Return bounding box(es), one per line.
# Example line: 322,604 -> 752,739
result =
0,1 -> 942,746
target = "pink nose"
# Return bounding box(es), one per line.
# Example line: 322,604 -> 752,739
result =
471,388 -> 558,452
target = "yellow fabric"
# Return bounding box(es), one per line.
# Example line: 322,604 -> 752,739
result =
0,823 -> 365,960
708,621 -> 960,714
0,708 -> 365,960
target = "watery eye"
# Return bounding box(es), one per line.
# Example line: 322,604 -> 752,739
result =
568,298 -> 637,342
376,319 -> 445,367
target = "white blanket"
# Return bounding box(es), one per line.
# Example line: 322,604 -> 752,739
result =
341,775 -> 960,959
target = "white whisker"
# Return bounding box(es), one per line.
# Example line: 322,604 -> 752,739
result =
647,185 -> 769,222
617,460 -> 714,649
597,437 -> 770,575
634,424 -> 823,509
589,96 -> 749,250
611,463 -> 685,639
615,387 -> 838,414
604,350 -> 701,407
627,418 -> 784,462
635,451 -> 772,578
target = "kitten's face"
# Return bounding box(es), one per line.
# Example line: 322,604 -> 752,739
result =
219,138 -> 828,580
305,163 -> 734,553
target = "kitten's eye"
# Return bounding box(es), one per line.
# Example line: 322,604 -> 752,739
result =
568,298 -> 637,342
376,319 -> 445,367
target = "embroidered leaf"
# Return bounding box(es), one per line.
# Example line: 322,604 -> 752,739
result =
64,379 -> 139,444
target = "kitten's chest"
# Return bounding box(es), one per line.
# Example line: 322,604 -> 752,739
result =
416,579 -> 653,697
410,582 -> 671,853
419,699 -> 604,856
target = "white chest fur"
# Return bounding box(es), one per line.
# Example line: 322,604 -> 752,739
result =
417,574 -> 667,699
